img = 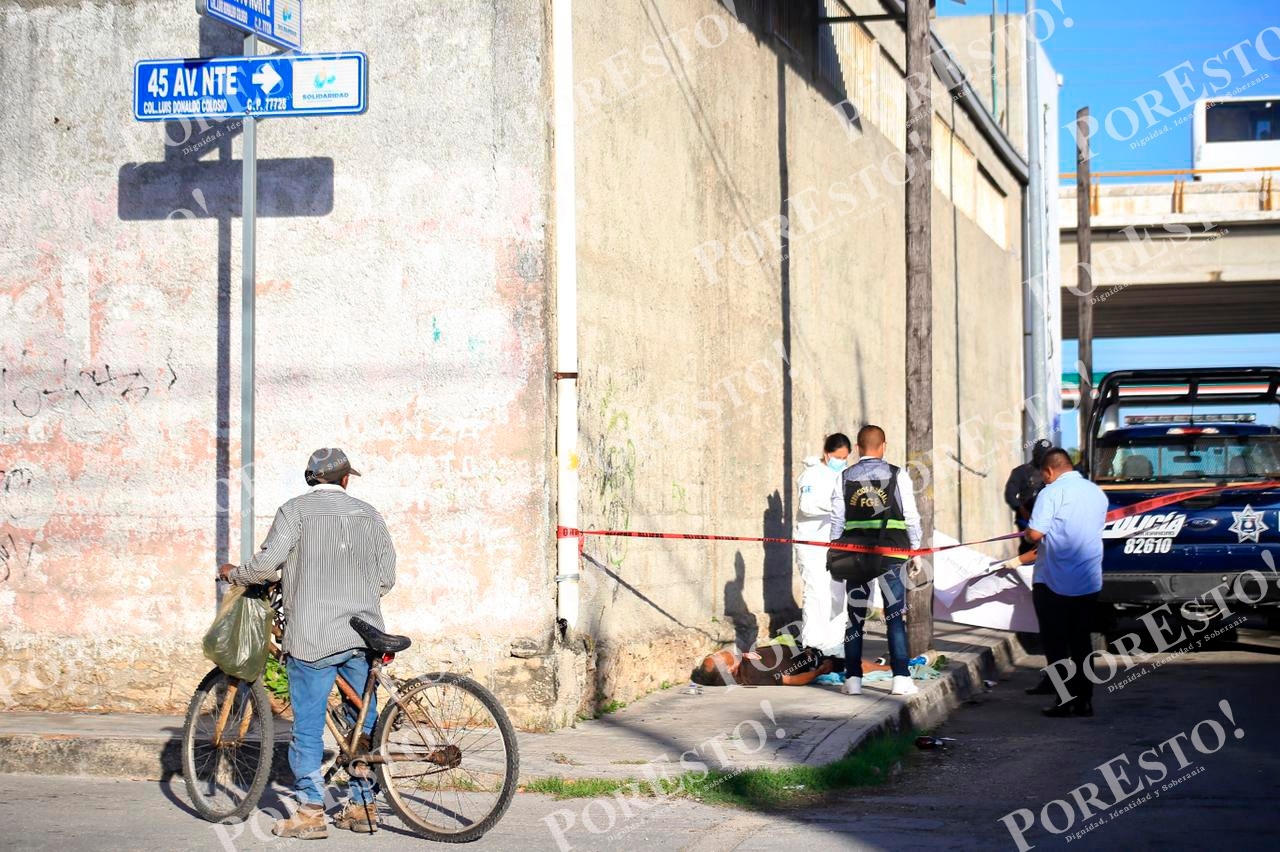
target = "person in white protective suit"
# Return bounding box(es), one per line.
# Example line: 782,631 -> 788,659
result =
795,433 -> 852,656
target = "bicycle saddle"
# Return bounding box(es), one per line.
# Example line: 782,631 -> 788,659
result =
349,617 -> 412,653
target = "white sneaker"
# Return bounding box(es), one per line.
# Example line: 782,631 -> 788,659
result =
841,677 -> 862,695
891,675 -> 919,696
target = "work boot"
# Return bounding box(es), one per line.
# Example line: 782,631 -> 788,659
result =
333,800 -> 379,834
891,676 -> 919,696
272,803 -> 328,839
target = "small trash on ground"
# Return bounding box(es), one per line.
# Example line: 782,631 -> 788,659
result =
914,735 -> 957,750
679,683 -> 704,695
932,655 -> 949,671
909,664 -> 941,681
983,679 -> 998,689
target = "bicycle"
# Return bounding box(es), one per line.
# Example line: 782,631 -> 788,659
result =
181,583 -> 519,843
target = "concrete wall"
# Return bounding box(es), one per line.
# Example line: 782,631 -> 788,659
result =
0,0 -> 569,727
1,0 -> 1031,726
571,0 -> 1027,707
933,13 -> 1027,158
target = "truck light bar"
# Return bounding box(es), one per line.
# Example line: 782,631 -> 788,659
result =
1124,413 -> 1256,425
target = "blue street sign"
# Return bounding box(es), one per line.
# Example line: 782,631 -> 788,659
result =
200,0 -> 302,52
133,53 -> 367,121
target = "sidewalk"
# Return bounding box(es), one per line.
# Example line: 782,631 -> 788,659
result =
0,623 -> 1023,784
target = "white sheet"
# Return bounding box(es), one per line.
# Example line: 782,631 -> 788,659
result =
930,531 -> 1040,633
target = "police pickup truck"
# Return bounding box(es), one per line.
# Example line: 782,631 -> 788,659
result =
1082,368 -> 1280,631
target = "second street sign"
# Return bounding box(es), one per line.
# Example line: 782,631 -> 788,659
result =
200,0 -> 302,52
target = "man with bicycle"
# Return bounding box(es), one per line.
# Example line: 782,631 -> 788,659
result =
220,448 -> 396,839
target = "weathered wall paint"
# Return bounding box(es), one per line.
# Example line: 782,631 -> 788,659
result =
1,0 -> 1031,727
0,0 -> 559,723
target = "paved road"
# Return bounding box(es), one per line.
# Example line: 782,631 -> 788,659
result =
3,628 -> 1277,851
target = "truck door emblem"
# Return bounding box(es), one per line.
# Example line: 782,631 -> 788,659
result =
1228,504 -> 1270,543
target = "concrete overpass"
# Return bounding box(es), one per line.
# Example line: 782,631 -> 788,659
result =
1059,177 -> 1280,338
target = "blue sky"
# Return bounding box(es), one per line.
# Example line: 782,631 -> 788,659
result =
937,0 -> 1280,175
938,2 -> 1280,448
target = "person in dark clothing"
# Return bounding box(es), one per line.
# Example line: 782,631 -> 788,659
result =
828,425 -> 922,697
1004,438 -> 1053,554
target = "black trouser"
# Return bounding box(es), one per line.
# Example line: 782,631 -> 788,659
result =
1033,584 -> 1100,705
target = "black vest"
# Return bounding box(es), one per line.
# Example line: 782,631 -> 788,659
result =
840,457 -> 910,556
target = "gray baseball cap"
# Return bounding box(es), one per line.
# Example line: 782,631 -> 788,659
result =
305,448 -> 361,485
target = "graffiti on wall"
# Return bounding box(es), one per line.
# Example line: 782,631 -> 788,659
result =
1,352 -> 178,422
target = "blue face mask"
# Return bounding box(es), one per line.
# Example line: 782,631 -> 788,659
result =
827,457 -> 847,472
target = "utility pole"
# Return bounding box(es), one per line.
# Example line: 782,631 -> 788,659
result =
904,0 -> 934,658
1075,106 -> 1094,445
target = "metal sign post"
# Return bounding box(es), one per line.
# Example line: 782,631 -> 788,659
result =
240,32 -> 258,563
134,5 -> 366,566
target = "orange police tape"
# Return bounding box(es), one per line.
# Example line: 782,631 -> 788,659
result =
557,479 -> 1280,558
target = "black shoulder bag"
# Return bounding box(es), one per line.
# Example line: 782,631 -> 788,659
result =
826,467 -> 899,587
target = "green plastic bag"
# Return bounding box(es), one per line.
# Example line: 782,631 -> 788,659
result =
202,585 -> 271,681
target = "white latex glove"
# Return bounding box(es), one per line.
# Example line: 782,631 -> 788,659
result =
990,556 -> 1023,573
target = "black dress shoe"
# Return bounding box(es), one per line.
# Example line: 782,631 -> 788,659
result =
1025,679 -> 1055,696
1042,700 -> 1094,718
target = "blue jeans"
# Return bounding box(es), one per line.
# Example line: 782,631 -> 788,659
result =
286,649 -> 377,805
844,559 -> 911,678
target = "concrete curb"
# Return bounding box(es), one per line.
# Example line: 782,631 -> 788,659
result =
514,625 -> 1031,782
786,629 -> 1028,770
0,732 -> 185,781
0,628 -> 1027,783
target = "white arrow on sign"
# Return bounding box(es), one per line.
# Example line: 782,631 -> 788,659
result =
252,62 -> 283,95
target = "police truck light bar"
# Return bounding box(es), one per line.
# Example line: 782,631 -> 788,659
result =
1124,413 -> 1256,425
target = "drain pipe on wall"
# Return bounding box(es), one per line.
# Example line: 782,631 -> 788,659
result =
1022,0 -> 1049,445
552,0 -> 580,634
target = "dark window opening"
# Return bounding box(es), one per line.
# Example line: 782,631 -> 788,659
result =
1205,100 -> 1280,143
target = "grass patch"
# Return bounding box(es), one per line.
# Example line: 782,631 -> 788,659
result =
598,699 -> 627,715
526,730 -> 917,805
522,776 -> 634,798
684,730 -> 916,808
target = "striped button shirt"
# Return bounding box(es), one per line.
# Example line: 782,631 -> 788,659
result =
229,484 -> 396,663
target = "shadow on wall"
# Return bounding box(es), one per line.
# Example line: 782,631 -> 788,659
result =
761,488 -> 799,635
723,551 -> 756,649
114,20 -> 336,567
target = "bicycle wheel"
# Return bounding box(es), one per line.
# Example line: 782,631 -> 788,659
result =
182,667 -> 274,823
374,672 -> 519,842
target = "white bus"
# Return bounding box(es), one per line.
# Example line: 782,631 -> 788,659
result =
1193,95 -> 1280,181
